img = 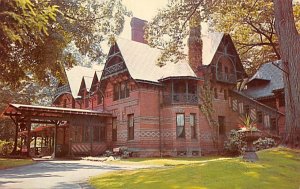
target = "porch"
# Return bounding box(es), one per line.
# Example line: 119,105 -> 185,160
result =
3,103 -> 111,158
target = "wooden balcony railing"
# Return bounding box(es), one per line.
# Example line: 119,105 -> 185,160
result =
163,93 -> 199,105
216,72 -> 237,83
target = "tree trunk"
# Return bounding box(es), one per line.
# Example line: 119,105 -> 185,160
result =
273,0 -> 300,147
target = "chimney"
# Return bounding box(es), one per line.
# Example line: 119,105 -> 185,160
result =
188,13 -> 202,73
130,17 -> 147,44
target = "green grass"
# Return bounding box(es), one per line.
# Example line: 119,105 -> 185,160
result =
0,158 -> 34,169
106,156 -> 226,166
90,148 -> 300,189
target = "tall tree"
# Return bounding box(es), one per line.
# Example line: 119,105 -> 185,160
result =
0,0 -> 131,87
273,0 -> 300,146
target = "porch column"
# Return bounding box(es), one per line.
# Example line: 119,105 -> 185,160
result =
25,117 -> 31,157
11,118 -> 19,154
34,133 -> 37,155
52,123 -> 58,159
89,119 -> 93,156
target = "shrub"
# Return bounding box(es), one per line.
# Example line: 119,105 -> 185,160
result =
0,140 -> 13,156
224,130 -> 245,156
224,130 -> 277,156
254,137 -> 276,150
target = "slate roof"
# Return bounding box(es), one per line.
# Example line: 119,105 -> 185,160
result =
242,60 -> 284,99
115,33 -> 224,83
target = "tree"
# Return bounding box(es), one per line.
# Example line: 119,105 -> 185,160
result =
273,0 -> 300,147
145,0 -> 217,67
209,0 -> 300,75
0,0 -> 131,87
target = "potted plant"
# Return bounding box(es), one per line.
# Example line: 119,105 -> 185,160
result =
238,115 -> 261,162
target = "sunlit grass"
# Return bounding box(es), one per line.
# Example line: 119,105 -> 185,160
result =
106,156 -> 229,166
90,147 -> 300,189
0,158 -> 34,169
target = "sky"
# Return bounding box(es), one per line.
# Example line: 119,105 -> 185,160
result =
120,0 -> 169,39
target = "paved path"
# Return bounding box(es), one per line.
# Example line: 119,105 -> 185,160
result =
0,160 -> 151,189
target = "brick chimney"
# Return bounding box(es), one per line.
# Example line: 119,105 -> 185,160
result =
130,17 -> 147,44
188,14 -> 202,74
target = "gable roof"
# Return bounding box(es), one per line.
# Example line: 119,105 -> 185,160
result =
202,32 -> 224,66
242,60 -> 284,99
115,38 -> 197,83
65,66 -> 95,98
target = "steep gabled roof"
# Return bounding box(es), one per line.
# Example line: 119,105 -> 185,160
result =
202,32 -> 224,65
65,66 -> 95,98
242,60 -> 284,99
114,38 -> 196,83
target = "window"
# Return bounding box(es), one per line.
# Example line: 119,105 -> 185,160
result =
214,88 -> 218,99
224,89 -> 228,100
113,81 -> 130,101
176,114 -> 185,138
279,95 -> 285,107
238,102 -> 244,114
97,92 -> 102,105
257,111 -> 263,123
244,105 -> 250,115
270,118 -> 277,131
190,114 -> 196,139
85,97 -> 89,108
218,116 -> 225,135
128,114 -> 134,140
112,118 -> 117,141
264,115 -> 270,128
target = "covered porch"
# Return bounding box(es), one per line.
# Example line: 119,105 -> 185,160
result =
2,104 -> 111,158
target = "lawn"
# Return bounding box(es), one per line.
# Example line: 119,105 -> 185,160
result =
90,148 -> 300,189
0,158 -> 34,169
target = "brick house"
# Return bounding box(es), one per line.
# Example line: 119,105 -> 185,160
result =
3,18 -> 285,157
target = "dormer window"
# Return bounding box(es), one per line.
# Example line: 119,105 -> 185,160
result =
113,81 -> 130,101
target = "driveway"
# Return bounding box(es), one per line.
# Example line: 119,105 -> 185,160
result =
0,160 -> 149,189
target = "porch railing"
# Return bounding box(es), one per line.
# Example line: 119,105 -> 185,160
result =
216,72 -> 237,84
163,93 -> 199,105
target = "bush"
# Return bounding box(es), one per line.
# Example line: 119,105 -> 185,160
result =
0,140 -> 13,156
254,137 -> 276,150
224,130 -> 277,156
224,130 -> 245,156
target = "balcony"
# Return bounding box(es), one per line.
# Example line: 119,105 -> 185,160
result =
163,93 -> 199,105
216,72 -> 237,84
54,84 -> 71,97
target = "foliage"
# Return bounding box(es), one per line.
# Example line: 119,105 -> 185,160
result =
254,137 -> 276,151
0,0 -> 131,87
224,130 -> 277,156
209,0 -> 300,75
145,0 -> 217,67
0,140 -> 13,156
224,130 -> 246,156
199,81 -> 220,148
0,158 -> 33,169
238,114 -> 258,131
90,148 -> 300,189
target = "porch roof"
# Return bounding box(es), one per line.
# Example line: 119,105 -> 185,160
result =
3,103 -> 112,118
